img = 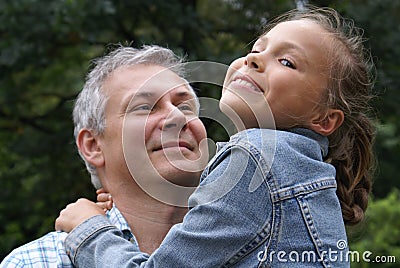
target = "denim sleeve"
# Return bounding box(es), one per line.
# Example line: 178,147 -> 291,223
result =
65,215 -> 150,267
66,147 -> 272,267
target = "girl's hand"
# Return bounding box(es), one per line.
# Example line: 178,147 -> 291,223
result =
55,198 -> 105,232
96,188 -> 113,211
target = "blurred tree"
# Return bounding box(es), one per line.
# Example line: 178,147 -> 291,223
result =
338,0 -> 400,199
0,0 -> 399,261
348,188 -> 400,267
0,0 -> 298,258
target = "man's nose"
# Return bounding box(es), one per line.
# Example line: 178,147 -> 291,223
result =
244,52 -> 265,72
161,106 -> 187,131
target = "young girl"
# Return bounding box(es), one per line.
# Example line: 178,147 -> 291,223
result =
56,6 -> 375,267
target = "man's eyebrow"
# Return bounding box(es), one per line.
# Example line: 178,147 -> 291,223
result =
134,88 -> 193,100
133,91 -> 154,98
174,90 -> 192,98
122,90 -> 154,111
126,91 -> 156,105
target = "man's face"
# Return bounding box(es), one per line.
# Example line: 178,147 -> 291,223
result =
100,64 -> 208,197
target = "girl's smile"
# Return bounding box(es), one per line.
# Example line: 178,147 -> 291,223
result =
221,19 -> 334,131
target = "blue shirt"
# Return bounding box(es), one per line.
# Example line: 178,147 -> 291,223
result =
65,128 -> 349,267
0,206 -> 133,268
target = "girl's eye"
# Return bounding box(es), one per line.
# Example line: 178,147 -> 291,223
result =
279,58 -> 296,69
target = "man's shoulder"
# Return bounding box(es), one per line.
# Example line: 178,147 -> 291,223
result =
1,231 -> 73,268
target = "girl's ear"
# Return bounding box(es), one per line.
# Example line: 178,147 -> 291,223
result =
310,109 -> 344,136
76,129 -> 105,167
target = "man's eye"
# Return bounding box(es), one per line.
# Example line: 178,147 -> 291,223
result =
279,58 -> 296,69
132,104 -> 152,111
178,104 -> 194,112
177,101 -> 197,113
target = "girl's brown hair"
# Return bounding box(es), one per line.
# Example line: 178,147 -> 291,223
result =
263,6 -> 376,225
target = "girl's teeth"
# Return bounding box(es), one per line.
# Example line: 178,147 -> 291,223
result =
236,79 -> 259,91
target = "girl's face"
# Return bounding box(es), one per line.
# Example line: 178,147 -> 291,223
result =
221,19 -> 333,130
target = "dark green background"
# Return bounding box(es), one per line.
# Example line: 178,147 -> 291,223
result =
1,0 -> 399,266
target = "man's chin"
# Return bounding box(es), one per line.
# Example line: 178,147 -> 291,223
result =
132,168 -> 200,206
157,165 -> 201,188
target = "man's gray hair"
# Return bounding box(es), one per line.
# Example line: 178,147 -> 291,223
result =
73,45 -> 199,189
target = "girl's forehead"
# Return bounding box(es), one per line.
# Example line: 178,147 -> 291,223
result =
255,19 -> 334,52
261,19 -> 328,38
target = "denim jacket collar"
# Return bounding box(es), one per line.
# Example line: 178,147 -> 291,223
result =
216,128 -> 328,157
287,128 -> 329,157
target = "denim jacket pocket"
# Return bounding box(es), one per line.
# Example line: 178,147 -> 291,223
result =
296,189 -> 349,268
222,222 -> 272,267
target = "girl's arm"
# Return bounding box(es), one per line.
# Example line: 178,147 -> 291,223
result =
54,189 -> 112,233
59,147 -> 272,267
55,198 -> 105,232
96,188 -> 113,211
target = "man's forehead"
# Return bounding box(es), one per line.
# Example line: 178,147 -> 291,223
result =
137,74 -> 189,94
132,84 -> 195,101
129,65 -> 195,99
105,64 -> 194,99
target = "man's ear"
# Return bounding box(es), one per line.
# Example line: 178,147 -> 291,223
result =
76,129 -> 105,167
309,109 -> 344,136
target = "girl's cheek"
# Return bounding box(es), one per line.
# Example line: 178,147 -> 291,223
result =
223,58 -> 245,90
229,57 -> 246,71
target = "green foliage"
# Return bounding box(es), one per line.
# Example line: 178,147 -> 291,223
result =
333,0 -> 400,198
0,0 -> 298,259
348,189 -> 400,267
1,0 -> 399,261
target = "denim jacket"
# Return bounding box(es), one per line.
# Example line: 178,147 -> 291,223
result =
65,128 -> 349,267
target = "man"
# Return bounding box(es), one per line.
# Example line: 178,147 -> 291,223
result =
1,45 -> 208,267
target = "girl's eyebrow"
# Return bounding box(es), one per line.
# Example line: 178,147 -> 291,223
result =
259,35 -> 308,57
279,42 -> 307,56
259,36 -> 310,66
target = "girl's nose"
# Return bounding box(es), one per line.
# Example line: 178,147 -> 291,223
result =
244,52 -> 265,72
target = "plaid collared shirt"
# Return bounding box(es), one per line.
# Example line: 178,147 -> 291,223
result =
1,206 -> 133,268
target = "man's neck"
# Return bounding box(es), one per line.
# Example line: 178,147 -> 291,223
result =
112,191 -> 188,254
